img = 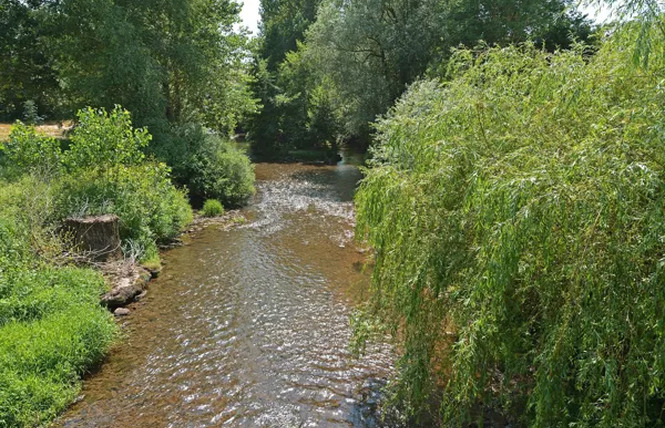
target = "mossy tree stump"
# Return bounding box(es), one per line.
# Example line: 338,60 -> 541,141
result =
63,215 -> 121,262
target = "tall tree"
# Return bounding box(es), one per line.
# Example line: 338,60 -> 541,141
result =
51,0 -> 252,135
304,0 -> 593,146
247,0 -> 326,157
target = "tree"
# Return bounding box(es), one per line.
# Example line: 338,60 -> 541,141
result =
247,0 -> 326,157
304,0 -> 593,146
0,0 -> 62,121
51,0 -> 254,135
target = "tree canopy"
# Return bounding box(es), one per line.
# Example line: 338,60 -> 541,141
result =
248,0 -> 594,155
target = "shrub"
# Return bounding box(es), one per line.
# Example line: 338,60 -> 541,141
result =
22,100 -> 44,125
1,122 -> 62,177
202,199 -> 224,217
167,123 -> 255,208
3,107 -> 193,261
355,25 -> 665,427
57,163 -> 192,260
64,106 -> 150,171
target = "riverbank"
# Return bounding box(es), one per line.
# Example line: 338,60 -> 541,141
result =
0,109 -> 257,427
101,210 -> 248,316
52,162 -> 396,428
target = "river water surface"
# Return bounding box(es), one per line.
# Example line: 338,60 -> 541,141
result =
55,162 -> 396,428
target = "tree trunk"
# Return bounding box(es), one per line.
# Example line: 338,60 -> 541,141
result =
63,215 -> 122,262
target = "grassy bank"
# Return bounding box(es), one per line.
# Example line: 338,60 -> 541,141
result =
0,212 -> 115,427
355,24 -> 665,426
0,107 -> 253,426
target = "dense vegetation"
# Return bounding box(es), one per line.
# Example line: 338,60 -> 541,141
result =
1,0 -> 257,205
0,108 -> 195,426
354,22 -> 665,427
4,0 -> 665,425
1,0 -> 256,424
248,0 -> 592,156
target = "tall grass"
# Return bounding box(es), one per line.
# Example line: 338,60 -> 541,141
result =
0,214 -> 115,428
355,24 -> 665,427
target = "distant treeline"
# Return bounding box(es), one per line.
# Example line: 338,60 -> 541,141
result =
248,0 -> 594,156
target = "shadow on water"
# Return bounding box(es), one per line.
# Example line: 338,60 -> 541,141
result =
54,162 -> 402,428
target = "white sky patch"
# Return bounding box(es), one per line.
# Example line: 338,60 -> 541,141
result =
238,0 -> 261,35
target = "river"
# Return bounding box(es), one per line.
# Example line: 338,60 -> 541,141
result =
54,162 -> 397,428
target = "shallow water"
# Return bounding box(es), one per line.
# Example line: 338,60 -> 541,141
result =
55,163 -> 396,428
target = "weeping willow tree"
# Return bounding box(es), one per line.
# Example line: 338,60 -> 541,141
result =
355,23 -> 665,427
596,0 -> 665,64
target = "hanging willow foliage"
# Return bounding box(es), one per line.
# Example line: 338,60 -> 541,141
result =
355,23 -> 665,427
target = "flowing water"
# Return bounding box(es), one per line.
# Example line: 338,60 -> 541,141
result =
55,162 -> 397,428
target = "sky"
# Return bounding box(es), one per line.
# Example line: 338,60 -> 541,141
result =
236,1 -> 616,37
238,0 -> 261,35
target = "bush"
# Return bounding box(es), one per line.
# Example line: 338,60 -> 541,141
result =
2,122 -> 62,177
202,199 -> 224,217
355,26 -> 665,427
56,163 -> 192,260
2,107 -> 193,262
167,123 -> 255,208
64,106 -> 150,171
22,100 -> 44,125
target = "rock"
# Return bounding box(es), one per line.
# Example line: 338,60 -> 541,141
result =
145,265 -> 162,278
101,267 -> 151,309
114,307 -> 130,316
62,215 -> 121,262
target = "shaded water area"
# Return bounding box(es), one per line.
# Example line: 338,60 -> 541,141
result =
55,162 -> 397,428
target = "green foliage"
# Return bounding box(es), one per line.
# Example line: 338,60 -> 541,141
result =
259,0 -> 322,71
356,25 -> 665,427
202,199 -> 224,217
1,0 -> 259,170
49,0 -> 257,137
64,106 -> 149,171
168,124 -> 255,207
248,0 -> 337,157
0,1 -> 63,122
2,122 -> 62,175
2,106 -> 149,176
0,105 -> 195,426
21,100 -> 44,125
251,0 -> 593,153
57,163 -> 192,255
0,191 -> 116,428
2,106 -> 192,260
592,0 -> 665,66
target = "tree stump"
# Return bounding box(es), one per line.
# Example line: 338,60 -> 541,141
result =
63,215 -> 122,262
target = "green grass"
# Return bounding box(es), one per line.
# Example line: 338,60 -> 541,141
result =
0,216 -> 115,428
